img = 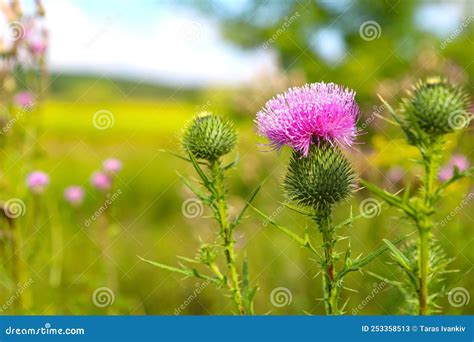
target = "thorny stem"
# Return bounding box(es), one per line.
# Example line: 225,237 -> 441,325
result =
210,160 -> 245,315
417,146 -> 439,315
315,209 -> 339,315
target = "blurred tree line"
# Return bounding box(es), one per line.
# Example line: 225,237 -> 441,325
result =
189,0 -> 473,107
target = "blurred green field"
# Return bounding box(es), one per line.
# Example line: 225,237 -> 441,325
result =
2,92 -> 471,315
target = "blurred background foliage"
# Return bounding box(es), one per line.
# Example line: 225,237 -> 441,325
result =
0,0 -> 473,315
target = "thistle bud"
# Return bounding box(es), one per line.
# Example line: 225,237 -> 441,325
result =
402,78 -> 470,136
284,144 -> 355,211
198,244 -> 218,265
182,113 -> 237,161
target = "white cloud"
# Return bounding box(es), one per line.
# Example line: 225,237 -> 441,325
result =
46,1 -> 272,86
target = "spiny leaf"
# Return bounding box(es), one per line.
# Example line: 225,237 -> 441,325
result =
159,149 -> 207,165
188,152 -> 214,191
283,202 -> 314,216
360,179 -> 416,218
231,183 -> 262,229
176,171 -> 209,202
250,205 -> 305,245
138,256 -> 220,285
337,234 -> 412,280
383,239 -> 412,271
223,154 -> 240,170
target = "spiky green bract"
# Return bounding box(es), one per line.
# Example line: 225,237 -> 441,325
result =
401,78 -> 470,137
182,113 -> 237,161
284,144 -> 355,212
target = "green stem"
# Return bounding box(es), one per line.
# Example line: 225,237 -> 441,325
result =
210,160 -> 245,315
315,209 -> 338,315
418,225 -> 431,315
417,145 -> 439,315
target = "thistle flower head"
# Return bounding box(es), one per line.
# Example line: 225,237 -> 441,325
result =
401,77 -> 470,136
284,144 -> 356,211
103,158 -> 122,174
91,171 -> 112,191
438,154 -> 469,181
256,82 -> 359,157
26,171 -> 49,194
64,186 -> 85,206
181,113 -> 237,160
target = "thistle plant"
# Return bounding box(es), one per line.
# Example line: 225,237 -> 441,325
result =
141,113 -> 259,315
362,77 -> 472,315
254,83 -> 403,315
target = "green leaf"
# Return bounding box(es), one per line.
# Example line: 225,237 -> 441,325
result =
177,255 -> 200,264
250,204 -> 321,257
250,205 -> 305,245
188,152 -> 214,191
334,206 -> 372,230
241,256 -> 256,314
138,256 -> 220,285
283,202 -> 314,216
176,172 -> 209,202
436,166 -> 474,196
336,234 -> 411,280
231,183 -> 262,229
360,179 -> 416,218
223,154 -> 240,170
382,239 -> 412,271
159,149 -> 207,165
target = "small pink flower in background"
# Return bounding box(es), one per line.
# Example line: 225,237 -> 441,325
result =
26,171 -> 49,193
91,172 -> 112,191
28,39 -> 47,56
386,167 -> 405,184
256,82 -> 359,157
439,154 -> 470,181
103,158 -> 122,174
14,91 -> 35,108
64,186 -> 85,206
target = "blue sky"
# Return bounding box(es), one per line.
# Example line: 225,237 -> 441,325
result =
34,0 -> 468,86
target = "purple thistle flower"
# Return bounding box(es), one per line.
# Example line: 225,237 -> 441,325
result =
256,82 -> 359,156
91,171 -> 112,191
26,171 -> 49,194
439,154 -> 470,181
103,158 -> 122,174
64,186 -> 85,206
